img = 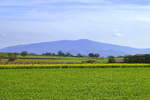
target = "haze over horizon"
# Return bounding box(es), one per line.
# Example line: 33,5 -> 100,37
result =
1,0 -> 150,48
0,39 -> 148,49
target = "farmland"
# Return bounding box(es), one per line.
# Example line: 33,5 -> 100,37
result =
0,64 -> 150,69
0,68 -> 150,100
0,53 -> 108,64
0,53 -> 150,100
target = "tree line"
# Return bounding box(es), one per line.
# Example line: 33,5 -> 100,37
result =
0,51 -> 100,62
124,54 -> 150,63
3,51 -> 150,63
42,51 -> 100,58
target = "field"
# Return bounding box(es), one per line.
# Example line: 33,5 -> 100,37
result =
0,64 -> 150,69
0,53 -> 149,100
0,54 -> 108,64
0,67 -> 150,100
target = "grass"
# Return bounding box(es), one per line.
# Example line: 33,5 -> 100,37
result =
0,68 -> 150,100
1,54 -> 150,99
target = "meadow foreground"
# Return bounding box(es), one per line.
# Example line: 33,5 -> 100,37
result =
0,68 -> 150,100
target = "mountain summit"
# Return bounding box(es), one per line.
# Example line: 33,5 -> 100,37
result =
0,39 -> 150,57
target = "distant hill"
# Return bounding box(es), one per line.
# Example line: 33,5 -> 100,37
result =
0,39 -> 150,57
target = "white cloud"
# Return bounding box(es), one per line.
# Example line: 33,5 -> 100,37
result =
112,29 -> 123,37
114,33 -> 123,37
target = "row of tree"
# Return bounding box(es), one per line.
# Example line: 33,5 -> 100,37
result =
0,51 -> 101,62
2,52 -> 150,63
42,51 -> 73,57
108,54 -> 150,63
124,54 -> 150,63
42,51 -> 100,58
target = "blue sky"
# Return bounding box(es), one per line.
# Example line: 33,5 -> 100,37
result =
0,0 -> 150,48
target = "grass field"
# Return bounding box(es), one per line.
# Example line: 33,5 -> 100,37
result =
0,67 -> 150,100
0,53 -> 150,100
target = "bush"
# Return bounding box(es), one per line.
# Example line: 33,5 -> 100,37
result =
8,53 -> 17,62
20,51 -> 28,57
82,60 -> 97,64
88,53 -> 100,58
57,51 -> 65,56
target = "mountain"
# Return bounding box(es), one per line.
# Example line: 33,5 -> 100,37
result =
0,39 -> 150,57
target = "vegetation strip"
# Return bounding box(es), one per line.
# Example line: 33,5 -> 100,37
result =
0,64 -> 150,69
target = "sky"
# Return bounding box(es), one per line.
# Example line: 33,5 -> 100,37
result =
1,0 -> 150,48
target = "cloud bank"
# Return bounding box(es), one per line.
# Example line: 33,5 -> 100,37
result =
0,0 -> 150,48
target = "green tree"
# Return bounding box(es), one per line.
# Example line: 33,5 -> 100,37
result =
108,56 -> 116,63
95,53 -> 100,58
57,51 -> 65,56
21,51 -> 28,57
88,53 -> 100,58
65,52 -> 73,57
77,53 -> 83,57
88,53 -> 95,57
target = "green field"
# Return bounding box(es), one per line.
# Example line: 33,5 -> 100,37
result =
1,54 -> 108,63
16,56 -> 107,63
0,67 -> 150,100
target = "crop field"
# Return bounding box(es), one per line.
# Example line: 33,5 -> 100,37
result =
0,64 -> 150,69
0,67 -> 150,100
